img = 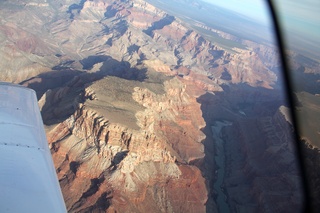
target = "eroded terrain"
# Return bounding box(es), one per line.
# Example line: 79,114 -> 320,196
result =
1,0 -> 318,212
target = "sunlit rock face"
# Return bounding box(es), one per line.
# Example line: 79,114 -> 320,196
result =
0,0 -> 310,212
44,69 -> 207,212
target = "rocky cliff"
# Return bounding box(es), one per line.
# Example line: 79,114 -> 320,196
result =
42,67 -> 208,212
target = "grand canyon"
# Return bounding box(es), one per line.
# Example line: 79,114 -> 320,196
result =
1,0 -> 319,212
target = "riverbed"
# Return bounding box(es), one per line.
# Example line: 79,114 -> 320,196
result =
211,120 -> 232,213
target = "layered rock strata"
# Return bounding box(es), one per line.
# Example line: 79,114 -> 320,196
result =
45,69 -> 208,212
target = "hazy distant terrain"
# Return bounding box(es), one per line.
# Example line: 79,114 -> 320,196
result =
145,0 -> 274,49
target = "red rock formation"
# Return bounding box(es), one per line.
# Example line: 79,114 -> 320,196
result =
45,71 -> 208,212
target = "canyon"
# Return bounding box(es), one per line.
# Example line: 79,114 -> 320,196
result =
1,0 -> 318,212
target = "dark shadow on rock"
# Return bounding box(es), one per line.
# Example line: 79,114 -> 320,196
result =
111,150 -> 129,169
32,55 -> 147,125
105,37 -> 112,46
174,48 -> 183,66
67,0 -> 86,19
104,5 -> 118,19
220,68 -> 232,81
127,44 -> 140,55
80,55 -> 111,70
70,161 -> 80,175
78,191 -> 112,213
19,69 -> 83,99
143,15 -> 175,38
80,55 -> 148,83
98,57 -> 147,82
102,19 -> 128,45
197,83 -> 304,212
81,177 -> 105,199
113,20 -> 128,37
300,139 -> 320,212
70,175 -> 111,212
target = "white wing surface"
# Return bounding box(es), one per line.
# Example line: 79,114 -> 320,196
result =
0,82 -> 66,212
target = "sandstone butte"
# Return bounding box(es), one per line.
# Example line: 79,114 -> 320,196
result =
0,0 -> 317,212
44,68 -> 209,212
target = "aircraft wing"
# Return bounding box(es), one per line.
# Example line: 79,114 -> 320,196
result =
0,82 -> 66,212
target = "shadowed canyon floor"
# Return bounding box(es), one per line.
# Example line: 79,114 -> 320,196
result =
198,84 -> 304,212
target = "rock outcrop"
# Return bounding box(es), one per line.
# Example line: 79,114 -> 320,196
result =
44,67 -> 207,212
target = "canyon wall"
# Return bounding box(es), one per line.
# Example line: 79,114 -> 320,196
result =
42,68 -> 208,212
